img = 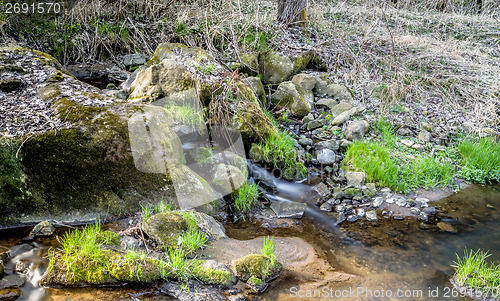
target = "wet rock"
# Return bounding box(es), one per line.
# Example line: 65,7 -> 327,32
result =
344,188 -> 362,198
228,294 -> 246,301
395,197 -> 408,207
270,199 -> 307,219
437,222 -> 457,233
362,186 -> 375,198
191,211 -> 227,240
119,235 -> 143,252
415,197 -> 430,208
366,183 -> 377,195
292,73 -> 316,90
366,210 -> 378,222
356,208 -> 365,217
418,130 -> 431,143
347,215 -> 359,222
142,212 -> 188,249
345,120 -> 370,141
318,139 -> 340,151
386,198 -> 395,204
123,53 -> 146,68
0,288 -> 21,301
212,164 -> 246,196
418,212 -> 429,222
316,98 -> 338,110
336,203 -> 346,212
423,207 -> 437,215
373,197 -> 384,207
316,149 -> 338,165
247,276 -> 268,293
0,275 -> 25,290
271,81 -> 314,117
410,208 -> 421,215
243,77 -> 266,106
345,171 -> 366,188
159,281 -> 226,301
28,220 -> 55,238
320,203 -> 333,212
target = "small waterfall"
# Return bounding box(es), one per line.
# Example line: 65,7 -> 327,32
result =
10,242 -> 48,301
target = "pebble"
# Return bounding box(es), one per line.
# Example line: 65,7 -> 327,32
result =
410,207 -> 421,215
356,208 -> 365,217
372,197 -> 384,207
423,207 -> 437,215
347,215 -> 359,222
395,197 -> 408,207
386,198 -> 395,204
320,203 -> 333,212
366,210 -> 378,221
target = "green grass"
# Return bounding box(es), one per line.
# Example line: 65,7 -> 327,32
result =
257,130 -> 307,180
458,138 -> 500,184
343,140 -> 455,193
260,236 -> 276,257
374,118 -> 396,147
179,230 -> 208,255
165,103 -> 206,132
452,249 -> 500,293
159,248 -> 194,281
140,200 -> 177,220
233,182 -> 260,214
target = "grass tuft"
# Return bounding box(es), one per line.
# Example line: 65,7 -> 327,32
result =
458,138 -> 500,184
233,181 -> 260,214
452,249 -> 500,293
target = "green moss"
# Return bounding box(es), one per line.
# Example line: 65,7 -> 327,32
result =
233,254 -> 282,282
0,65 -> 25,73
191,261 -> 235,287
232,182 -> 260,215
141,212 -> 188,249
38,84 -> 61,101
110,252 -> 161,283
0,140 -> 27,217
247,276 -> 262,286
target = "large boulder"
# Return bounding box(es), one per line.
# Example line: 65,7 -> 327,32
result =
211,164 -> 246,196
142,212 -> 189,249
260,51 -> 313,85
243,77 -> 266,106
271,81 -> 314,117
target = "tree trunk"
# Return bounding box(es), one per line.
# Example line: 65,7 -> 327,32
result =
277,0 -> 307,26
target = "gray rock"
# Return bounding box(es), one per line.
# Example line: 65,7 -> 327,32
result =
345,171 -> 366,188
386,198 -> 395,204
412,143 -> 425,152
316,149 -> 338,165
423,207 -> 437,215
415,197 -> 430,208
317,139 -> 340,151
307,119 -> 326,130
356,208 -> 365,217
123,53 -> 146,67
316,98 -> 338,110
397,127 -> 411,136
28,220 -> 55,238
345,120 -> 370,141
418,130 -> 432,143
331,106 -> 365,126
320,203 -> 333,212
302,113 -> 314,125
410,207 -> 421,215
192,211 -> 227,240
270,199 -> 307,219
271,81 -> 313,117
0,275 -> 25,290
330,102 -> 353,116
366,183 -> 377,195
292,73 -> 317,90
298,137 -> 313,146
401,139 -> 414,148
395,197 -> 408,207
366,210 -> 378,221
418,212 -> 429,222
212,164 -> 246,196
373,197 -> 384,207
336,203 -> 346,212
313,182 -> 330,198
347,215 -> 359,222
314,79 -> 353,102
243,77 -> 266,105
421,122 -> 433,132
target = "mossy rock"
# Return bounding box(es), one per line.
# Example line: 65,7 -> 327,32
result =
243,77 -> 266,107
344,188 -> 362,198
260,51 -> 294,85
247,276 -> 268,293
232,101 -> 279,143
271,81 -> 313,117
211,164 -> 247,196
109,255 -> 161,283
149,43 -> 208,66
232,254 -> 282,282
192,259 -> 235,288
142,212 -> 188,249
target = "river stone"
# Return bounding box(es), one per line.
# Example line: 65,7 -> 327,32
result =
270,199 -> 307,219
212,164 -> 246,196
318,139 -> 340,151
315,98 -> 338,110
421,122 -> 433,132
28,220 -> 55,238
142,212 -> 188,249
419,212 -> 429,222
410,208 -> 421,215
345,171 -> 366,188
412,143 -> 425,152
0,288 -> 21,301
366,210 -> 378,221
395,197 -> 408,207
401,139 -> 414,147
415,197 -> 430,208
298,136 -> 313,146
191,211 -> 227,240
418,130 -> 431,143
345,120 -> 370,141
347,215 -> 359,222
373,197 -> 384,207
330,106 -> 365,126
292,73 -> 317,90
0,275 -> 25,290
123,53 -> 146,67
330,102 -> 353,116
423,207 -> 437,215
356,208 -> 365,217
437,222 -> 457,233
243,77 -> 266,106
320,203 -> 333,212
316,149 -> 338,165
314,78 -> 353,102
271,81 -> 313,117
307,119 -> 326,130
302,113 -> 314,125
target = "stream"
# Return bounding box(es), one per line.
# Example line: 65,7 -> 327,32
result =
1,173 -> 499,300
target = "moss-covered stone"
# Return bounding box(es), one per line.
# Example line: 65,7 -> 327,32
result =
149,43 -> 208,66
109,255 -> 161,283
142,212 -> 188,249
232,254 -> 282,282
0,141 -> 27,218
344,188 -> 362,198
192,260 -> 235,287
232,101 -> 279,143
271,81 -> 313,117
260,51 -> 294,85
243,77 -> 267,106
211,164 -> 246,196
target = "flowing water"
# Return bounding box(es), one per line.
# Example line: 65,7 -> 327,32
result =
1,170 -> 499,300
